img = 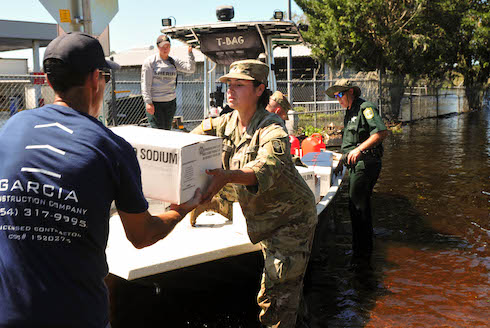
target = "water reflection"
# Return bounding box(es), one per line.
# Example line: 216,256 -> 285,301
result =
305,108 -> 489,328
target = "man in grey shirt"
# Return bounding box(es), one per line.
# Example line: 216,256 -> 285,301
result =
141,34 -> 196,129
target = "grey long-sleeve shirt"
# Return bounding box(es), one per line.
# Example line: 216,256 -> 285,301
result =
141,51 -> 195,104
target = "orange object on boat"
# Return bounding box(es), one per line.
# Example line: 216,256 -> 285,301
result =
301,133 -> 325,155
289,135 -> 300,155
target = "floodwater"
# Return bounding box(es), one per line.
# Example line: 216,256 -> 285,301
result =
305,107 -> 490,328
108,107 -> 489,327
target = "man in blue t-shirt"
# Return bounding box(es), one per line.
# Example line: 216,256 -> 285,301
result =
0,32 -> 201,328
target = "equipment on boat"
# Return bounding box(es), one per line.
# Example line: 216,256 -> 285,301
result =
301,133 -> 326,155
289,135 -> 300,155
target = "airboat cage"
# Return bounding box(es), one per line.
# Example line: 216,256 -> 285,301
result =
161,20 -> 305,117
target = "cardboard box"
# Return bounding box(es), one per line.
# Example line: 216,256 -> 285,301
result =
301,151 -> 333,197
295,166 -> 320,203
111,126 -> 222,204
314,166 -> 332,196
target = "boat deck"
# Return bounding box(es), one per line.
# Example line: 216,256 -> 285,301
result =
106,203 -> 258,280
106,167 -> 343,281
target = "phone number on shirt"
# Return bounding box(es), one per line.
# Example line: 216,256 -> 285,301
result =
0,207 -> 87,228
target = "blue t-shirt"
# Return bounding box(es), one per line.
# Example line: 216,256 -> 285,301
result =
0,105 -> 148,327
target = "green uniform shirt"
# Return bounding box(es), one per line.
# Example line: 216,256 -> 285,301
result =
341,97 -> 387,154
192,106 -> 317,244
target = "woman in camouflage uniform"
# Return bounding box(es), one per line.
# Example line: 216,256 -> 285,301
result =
192,59 -> 317,328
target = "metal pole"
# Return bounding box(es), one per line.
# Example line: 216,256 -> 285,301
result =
266,36 -> 277,91
313,68 -> 317,128
111,69 -> 117,126
410,87 -> 413,122
32,40 -> 41,107
378,69 -> 382,117
436,88 -> 439,117
287,0 -> 292,104
203,57 -> 209,118
81,0 -> 92,35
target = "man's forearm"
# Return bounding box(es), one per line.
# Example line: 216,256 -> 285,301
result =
142,211 -> 184,248
119,209 -> 185,249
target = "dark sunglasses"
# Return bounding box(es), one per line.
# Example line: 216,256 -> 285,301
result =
334,92 -> 344,99
99,70 -> 111,83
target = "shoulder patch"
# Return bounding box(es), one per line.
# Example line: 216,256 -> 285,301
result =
271,139 -> 285,155
202,118 -> 213,131
363,107 -> 374,120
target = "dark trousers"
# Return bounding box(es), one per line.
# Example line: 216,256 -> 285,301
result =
348,160 -> 382,260
146,99 -> 176,130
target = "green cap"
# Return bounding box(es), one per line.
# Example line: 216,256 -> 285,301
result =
326,78 -> 361,98
219,59 -> 269,86
270,91 -> 291,112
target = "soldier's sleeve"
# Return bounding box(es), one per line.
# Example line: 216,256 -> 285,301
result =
361,102 -> 387,135
191,117 -> 221,136
242,125 -> 291,194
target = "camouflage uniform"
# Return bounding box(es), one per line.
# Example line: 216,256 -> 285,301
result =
192,105 -> 317,328
269,90 -> 291,121
270,91 -> 292,112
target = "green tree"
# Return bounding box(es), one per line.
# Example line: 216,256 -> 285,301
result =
294,0 -> 489,115
451,0 -> 490,110
295,0 -> 440,118
423,0 -> 489,109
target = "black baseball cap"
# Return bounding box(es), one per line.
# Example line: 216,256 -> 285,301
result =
43,32 -> 119,73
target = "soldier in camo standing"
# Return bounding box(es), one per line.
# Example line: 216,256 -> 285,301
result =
192,59 -> 316,328
266,90 -> 291,121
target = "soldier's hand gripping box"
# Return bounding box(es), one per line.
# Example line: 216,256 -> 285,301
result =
111,126 -> 222,204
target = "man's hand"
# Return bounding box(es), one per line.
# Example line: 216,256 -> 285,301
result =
118,189 -> 202,249
188,46 -> 193,54
146,103 -> 155,115
347,147 -> 362,165
170,188 -> 202,217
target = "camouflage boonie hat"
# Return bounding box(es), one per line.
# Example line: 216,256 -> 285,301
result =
219,59 -> 269,86
326,78 -> 361,98
270,91 -> 291,112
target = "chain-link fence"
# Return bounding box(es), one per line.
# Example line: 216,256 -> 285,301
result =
399,87 -> 467,121
0,73 -> 383,133
103,77 -> 359,132
277,78 -> 380,131
1,72 -> 469,132
0,74 -> 54,128
103,78 -> 206,128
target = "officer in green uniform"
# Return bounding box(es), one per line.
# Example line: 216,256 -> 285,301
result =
327,79 -> 389,270
192,60 -> 317,328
